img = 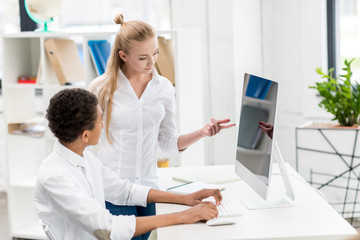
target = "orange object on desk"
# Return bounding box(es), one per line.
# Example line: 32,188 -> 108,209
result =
157,158 -> 170,168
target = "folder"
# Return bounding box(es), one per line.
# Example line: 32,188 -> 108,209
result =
88,40 -> 111,76
156,36 -> 175,85
245,75 -> 272,100
44,38 -> 84,85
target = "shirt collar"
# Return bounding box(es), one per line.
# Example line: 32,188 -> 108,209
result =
54,140 -> 85,168
117,67 -> 160,84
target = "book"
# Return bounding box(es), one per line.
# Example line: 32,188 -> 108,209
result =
17,76 -> 36,84
156,36 -> 175,85
44,38 -> 84,85
172,169 -> 241,184
166,182 -> 225,195
245,75 -> 272,100
88,40 -> 111,76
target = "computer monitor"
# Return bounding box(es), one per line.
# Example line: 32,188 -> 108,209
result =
235,73 -> 295,209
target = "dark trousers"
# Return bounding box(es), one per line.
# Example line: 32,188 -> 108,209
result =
105,201 -> 156,240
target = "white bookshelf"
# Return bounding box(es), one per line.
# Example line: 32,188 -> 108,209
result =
2,29 -> 203,239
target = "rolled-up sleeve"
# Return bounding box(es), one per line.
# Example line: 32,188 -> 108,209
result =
158,89 -> 181,153
110,215 -> 136,240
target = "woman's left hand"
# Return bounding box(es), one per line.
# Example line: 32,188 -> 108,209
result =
183,189 -> 222,206
201,118 -> 235,137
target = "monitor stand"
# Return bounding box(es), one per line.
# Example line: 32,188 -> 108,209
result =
241,141 -> 295,209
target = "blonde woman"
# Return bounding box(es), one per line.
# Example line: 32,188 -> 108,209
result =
90,14 -> 234,240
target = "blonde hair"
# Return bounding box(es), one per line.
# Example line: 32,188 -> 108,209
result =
90,13 -> 156,144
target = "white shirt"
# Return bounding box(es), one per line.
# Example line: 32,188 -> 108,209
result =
93,69 -> 180,189
34,140 -> 151,240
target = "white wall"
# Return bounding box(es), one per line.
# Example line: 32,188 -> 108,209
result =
234,0 -> 329,168
233,0 -> 263,132
260,0 -> 328,167
171,0 -> 237,165
59,0 -> 171,30
0,98 -> 5,192
172,0 -> 329,168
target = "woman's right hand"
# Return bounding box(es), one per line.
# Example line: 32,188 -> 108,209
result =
179,202 -> 218,224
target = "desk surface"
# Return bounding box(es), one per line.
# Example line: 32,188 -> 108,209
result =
156,164 -> 357,240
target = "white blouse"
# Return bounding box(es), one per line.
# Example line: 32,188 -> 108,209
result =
94,69 -> 180,189
34,140 -> 150,240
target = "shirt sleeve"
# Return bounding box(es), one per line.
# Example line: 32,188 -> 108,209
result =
110,215 -> 136,240
101,163 -> 151,206
42,175 -> 136,240
158,88 -> 181,153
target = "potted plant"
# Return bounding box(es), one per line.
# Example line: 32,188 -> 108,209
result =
309,58 -> 360,127
296,59 -> 360,223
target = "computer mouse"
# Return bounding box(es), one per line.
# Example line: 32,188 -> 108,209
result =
206,218 -> 236,226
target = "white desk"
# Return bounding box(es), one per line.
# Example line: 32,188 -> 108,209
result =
156,164 -> 358,240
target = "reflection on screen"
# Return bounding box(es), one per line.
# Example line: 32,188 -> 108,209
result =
236,74 -> 278,185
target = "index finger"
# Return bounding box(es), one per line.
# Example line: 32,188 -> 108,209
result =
215,118 -> 231,124
259,121 -> 272,128
219,123 -> 236,129
259,125 -> 271,131
212,189 -> 223,205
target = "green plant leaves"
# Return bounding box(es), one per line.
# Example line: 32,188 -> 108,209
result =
309,58 -> 359,126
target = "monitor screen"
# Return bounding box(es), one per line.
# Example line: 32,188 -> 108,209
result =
235,73 -> 278,199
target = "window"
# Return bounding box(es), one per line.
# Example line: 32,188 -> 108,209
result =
339,0 -> 360,80
329,0 -> 360,80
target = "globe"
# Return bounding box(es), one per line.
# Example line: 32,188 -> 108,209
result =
24,0 -> 62,32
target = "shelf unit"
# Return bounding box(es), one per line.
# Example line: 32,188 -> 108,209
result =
2,29 -> 203,239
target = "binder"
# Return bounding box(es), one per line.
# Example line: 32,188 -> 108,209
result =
156,36 -> 175,85
44,38 -> 84,85
245,75 -> 272,100
88,40 -> 111,76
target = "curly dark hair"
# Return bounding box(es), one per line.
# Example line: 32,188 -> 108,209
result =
46,88 -> 98,143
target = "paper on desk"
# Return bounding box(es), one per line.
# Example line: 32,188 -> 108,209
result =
172,169 -> 241,184
166,182 -> 225,195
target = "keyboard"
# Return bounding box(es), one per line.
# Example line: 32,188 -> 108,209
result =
217,198 -> 243,217
203,197 -> 243,217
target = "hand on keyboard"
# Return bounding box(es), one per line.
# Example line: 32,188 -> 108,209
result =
203,197 -> 243,218
180,202 -> 219,223
185,188 -> 222,206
